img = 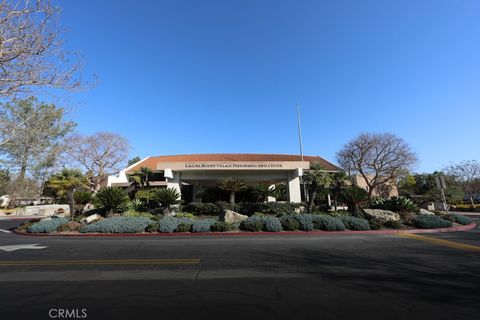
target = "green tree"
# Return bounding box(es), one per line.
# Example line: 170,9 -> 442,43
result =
303,163 -> 332,212
152,188 -> 181,215
127,156 -> 141,166
330,171 -> 350,211
253,184 -> 277,202
94,187 -> 129,216
44,169 -> 88,219
0,97 -> 75,207
219,178 -> 247,204
341,186 -> 369,215
130,167 -> 153,189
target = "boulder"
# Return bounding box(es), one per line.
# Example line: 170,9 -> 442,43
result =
221,210 -> 248,224
419,208 -> 435,215
363,209 -> 400,222
294,206 -> 306,214
81,213 -> 101,224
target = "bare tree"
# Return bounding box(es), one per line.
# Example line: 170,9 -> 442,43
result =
0,0 -> 89,97
444,160 -> 480,206
337,133 -> 417,197
65,132 -> 130,192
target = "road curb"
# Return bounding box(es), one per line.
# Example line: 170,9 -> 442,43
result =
12,222 -> 477,237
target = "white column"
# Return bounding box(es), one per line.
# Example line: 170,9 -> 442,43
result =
167,171 -> 181,197
287,170 -> 302,203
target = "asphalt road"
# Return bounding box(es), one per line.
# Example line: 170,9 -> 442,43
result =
0,218 -> 479,320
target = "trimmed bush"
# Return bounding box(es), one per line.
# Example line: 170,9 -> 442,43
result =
80,217 -> 152,233
413,214 -> 452,229
384,220 -> 402,229
279,215 -> 300,231
234,202 -> 298,216
239,216 -> 264,231
312,214 -> 345,231
145,222 -> 159,233
294,214 -> 314,231
158,217 -> 192,233
339,216 -> 371,231
28,217 -> 69,233
368,219 -> 383,230
262,216 -> 283,232
210,221 -> 233,232
191,219 -> 216,232
444,214 -> 471,225
399,212 -> 416,226
176,223 -> 192,232
182,203 -> 221,216
175,212 -> 194,219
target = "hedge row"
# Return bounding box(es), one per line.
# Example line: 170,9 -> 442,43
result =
181,202 -> 300,216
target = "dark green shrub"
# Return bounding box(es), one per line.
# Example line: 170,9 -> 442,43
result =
444,214 -> 471,225
214,201 -> 234,212
94,187 -> 129,214
339,216 -> 371,231
279,215 -> 300,231
28,218 -> 69,233
191,219 -> 216,232
234,202 -> 298,216
294,214 -> 314,231
312,214 -> 345,231
182,203 -> 221,215
74,190 -> 92,205
158,217 -> 192,233
239,216 -> 264,231
152,188 -> 181,211
413,214 -> 452,229
384,220 -> 402,229
210,221 -> 233,232
262,216 -> 283,232
368,219 -> 383,230
145,222 -> 159,233
80,217 -> 152,233
399,212 -> 416,226
176,223 -> 192,232
369,196 -> 418,213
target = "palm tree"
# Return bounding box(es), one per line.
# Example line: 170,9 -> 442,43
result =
152,187 -> 181,216
303,163 -> 332,212
253,184 -> 277,202
129,167 -> 153,188
331,171 -> 350,211
341,185 -> 369,215
45,169 -> 88,219
95,187 -> 129,216
218,178 -> 246,204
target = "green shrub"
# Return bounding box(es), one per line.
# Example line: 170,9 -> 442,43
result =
279,215 -> 300,231
119,199 -> 146,213
312,214 -> 346,231
28,218 -> 69,233
234,202 -> 298,216
293,214 -> 314,231
384,220 -> 402,229
145,222 -> 159,233
176,223 -> 192,232
368,219 -> 383,230
158,217 -> 192,233
369,196 -> 418,213
152,188 -> 181,210
443,214 -> 471,225
56,221 -> 82,232
339,216 -> 371,230
210,221 -> 233,232
214,201 -> 235,211
262,216 -> 283,232
175,212 -> 195,219
413,214 -> 452,229
94,187 -> 129,214
191,219 -> 216,232
399,212 -> 416,226
239,216 -> 264,231
182,203 -> 221,216
80,217 -> 152,233
74,190 -> 93,205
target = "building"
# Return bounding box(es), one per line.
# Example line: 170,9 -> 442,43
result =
107,153 -> 342,203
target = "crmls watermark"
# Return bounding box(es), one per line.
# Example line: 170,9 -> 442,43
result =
48,308 -> 87,319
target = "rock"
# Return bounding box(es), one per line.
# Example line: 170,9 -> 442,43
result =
363,209 -> 400,222
81,213 -> 101,224
221,210 -> 248,224
419,208 -> 435,215
294,206 -> 306,214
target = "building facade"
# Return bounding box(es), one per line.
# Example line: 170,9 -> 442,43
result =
107,154 -> 342,203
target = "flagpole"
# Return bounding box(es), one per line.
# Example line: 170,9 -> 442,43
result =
297,104 -> 308,203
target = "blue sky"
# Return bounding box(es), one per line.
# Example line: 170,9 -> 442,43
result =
55,0 -> 480,172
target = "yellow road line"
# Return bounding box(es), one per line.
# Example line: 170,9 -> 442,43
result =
0,258 -> 200,266
398,233 -> 480,252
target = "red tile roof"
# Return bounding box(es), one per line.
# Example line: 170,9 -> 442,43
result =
127,154 -> 341,172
